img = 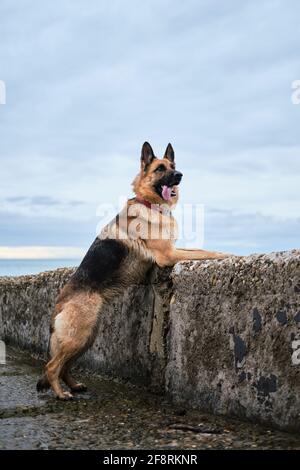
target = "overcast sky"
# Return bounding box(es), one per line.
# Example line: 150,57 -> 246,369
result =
0,0 -> 299,258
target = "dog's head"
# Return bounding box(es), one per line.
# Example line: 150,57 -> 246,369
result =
132,142 -> 183,205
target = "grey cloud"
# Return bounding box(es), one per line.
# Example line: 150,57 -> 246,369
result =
5,196 -> 85,207
6,196 -> 60,206
0,0 -> 299,253
0,210 -> 94,248
204,207 -> 300,255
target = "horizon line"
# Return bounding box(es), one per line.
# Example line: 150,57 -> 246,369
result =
0,246 -> 86,260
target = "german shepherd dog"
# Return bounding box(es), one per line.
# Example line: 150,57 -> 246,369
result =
37,142 -> 227,399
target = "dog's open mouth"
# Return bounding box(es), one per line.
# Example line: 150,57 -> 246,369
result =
161,185 -> 177,201
154,176 -> 181,201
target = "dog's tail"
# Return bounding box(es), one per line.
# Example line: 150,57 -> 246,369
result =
36,374 -> 50,392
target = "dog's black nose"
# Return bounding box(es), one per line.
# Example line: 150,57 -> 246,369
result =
173,171 -> 183,184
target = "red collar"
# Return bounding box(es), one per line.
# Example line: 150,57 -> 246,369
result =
135,197 -> 171,215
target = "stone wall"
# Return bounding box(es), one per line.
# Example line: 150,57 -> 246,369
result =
166,251 -> 300,432
0,250 -> 299,431
0,267 -> 170,390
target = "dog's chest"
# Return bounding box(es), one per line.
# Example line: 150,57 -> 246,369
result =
120,239 -> 155,283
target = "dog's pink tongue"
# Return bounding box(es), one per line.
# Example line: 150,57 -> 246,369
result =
162,185 -> 172,201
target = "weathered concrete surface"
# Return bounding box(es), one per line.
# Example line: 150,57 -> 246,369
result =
1,347 -> 300,450
0,250 -> 300,432
0,269 -> 71,355
166,251 -> 300,432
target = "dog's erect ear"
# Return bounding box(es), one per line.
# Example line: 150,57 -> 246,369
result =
164,143 -> 175,162
141,142 -> 156,169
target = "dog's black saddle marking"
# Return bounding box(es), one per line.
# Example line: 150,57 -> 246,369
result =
71,238 -> 129,291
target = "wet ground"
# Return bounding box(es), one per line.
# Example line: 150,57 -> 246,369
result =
0,347 -> 299,450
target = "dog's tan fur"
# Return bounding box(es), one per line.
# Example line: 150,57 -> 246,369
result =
37,142 -> 227,399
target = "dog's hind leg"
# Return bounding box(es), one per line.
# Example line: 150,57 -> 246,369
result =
46,350 -> 73,400
45,290 -> 102,400
61,360 -> 87,393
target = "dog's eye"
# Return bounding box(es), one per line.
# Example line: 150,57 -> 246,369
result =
155,165 -> 166,172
